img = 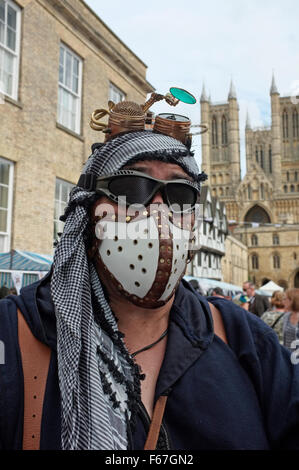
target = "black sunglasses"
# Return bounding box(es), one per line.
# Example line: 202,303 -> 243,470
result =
95,170 -> 199,213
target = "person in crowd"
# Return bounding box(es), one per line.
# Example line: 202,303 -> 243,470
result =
211,287 -> 225,298
1,96 -> 299,451
242,281 -> 269,317
188,278 -> 205,296
0,284 -> 9,299
261,290 -> 286,345
282,288 -> 299,350
238,294 -> 249,311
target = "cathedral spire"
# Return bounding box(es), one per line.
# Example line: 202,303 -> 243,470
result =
270,72 -> 279,95
228,79 -> 237,100
200,82 -> 209,103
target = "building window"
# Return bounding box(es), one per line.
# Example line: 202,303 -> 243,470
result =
251,254 -> 259,270
273,234 -> 279,245
251,234 -> 258,246
109,82 -> 125,104
260,183 -> 264,199
290,184 -> 295,192
212,116 -> 218,146
58,44 -> 82,134
0,157 -> 13,252
295,171 -> 298,182
286,171 -> 290,182
54,178 -> 74,242
260,147 -> 264,169
284,185 -> 287,193
273,254 -> 280,269
282,109 -> 288,139
0,0 -> 21,100
197,251 -> 201,266
247,185 -> 252,200
255,147 -> 259,163
269,146 -> 272,173
293,108 -> 299,138
221,115 -> 227,145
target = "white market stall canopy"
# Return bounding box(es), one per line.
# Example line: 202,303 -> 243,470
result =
260,280 -> 284,294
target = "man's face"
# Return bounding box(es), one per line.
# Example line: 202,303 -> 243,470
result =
89,160 -> 199,307
243,283 -> 254,297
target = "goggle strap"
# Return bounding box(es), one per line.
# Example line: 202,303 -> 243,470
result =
77,173 -> 97,191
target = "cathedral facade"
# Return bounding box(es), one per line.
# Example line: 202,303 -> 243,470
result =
200,76 -> 299,289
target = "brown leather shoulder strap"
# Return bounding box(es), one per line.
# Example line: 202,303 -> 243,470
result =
144,395 -> 168,450
17,309 -> 51,450
208,301 -> 228,345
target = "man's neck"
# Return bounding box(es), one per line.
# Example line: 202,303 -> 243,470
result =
110,294 -> 173,351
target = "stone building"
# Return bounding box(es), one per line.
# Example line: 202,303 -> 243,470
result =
200,75 -> 299,288
0,0 -> 154,260
221,235 -> 248,287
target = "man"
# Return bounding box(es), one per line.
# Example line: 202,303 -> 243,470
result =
211,287 -> 225,298
1,103 -> 299,451
243,280 -> 270,317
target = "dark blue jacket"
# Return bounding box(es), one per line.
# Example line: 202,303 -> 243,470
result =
1,273 -> 299,450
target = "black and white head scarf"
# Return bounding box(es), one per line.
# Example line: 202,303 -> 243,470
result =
51,130 -> 205,450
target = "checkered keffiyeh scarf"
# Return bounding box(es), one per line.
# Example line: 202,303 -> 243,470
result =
50,131 -> 203,450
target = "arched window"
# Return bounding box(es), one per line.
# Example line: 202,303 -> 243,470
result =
295,171 -> 298,182
245,205 -> 271,223
247,185 -> 252,200
219,187 -> 223,196
273,234 -> 279,245
273,254 -> 280,269
287,171 -> 290,182
252,254 -> 259,270
226,187 -> 229,195
269,146 -> 272,173
260,183 -> 264,199
251,234 -> 258,246
212,116 -> 218,146
290,185 -> 295,192
221,115 -> 228,145
293,108 -> 299,138
282,109 -> 288,139
284,185 -> 288,193
260,147 -> 264,169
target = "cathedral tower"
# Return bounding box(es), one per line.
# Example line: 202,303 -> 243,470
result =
200,80 -> 241,200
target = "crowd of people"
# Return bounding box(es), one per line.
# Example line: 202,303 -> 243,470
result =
190,279 -> 299,352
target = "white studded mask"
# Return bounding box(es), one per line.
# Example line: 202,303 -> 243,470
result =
93,210 -> 195,308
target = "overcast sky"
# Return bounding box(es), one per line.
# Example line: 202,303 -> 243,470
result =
84,0 -> 299,175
